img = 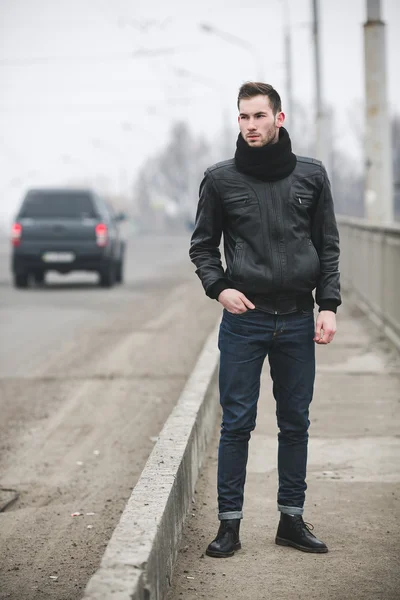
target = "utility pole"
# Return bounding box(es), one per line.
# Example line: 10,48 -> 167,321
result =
312,0 -> 332,177
363,0 -> 393,222
283,0 -> 294,131
312,0 -> 322,159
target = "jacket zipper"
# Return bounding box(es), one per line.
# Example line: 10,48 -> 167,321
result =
271,182 -> 284,289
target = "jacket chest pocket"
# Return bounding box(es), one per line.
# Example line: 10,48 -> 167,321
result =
225,194 -> 249,207
294,193 -> 314,209
291,192 -> 316,228
224,194 -> 259,221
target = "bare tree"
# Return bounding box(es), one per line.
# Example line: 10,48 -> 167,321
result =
132,121 -> 214,231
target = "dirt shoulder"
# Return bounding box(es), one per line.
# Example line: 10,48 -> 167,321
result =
0,264 -> 220,600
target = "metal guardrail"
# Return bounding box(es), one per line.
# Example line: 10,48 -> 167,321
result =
337,216 -> 400,351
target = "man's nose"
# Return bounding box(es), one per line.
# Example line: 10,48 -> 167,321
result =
247,119 -> 256,129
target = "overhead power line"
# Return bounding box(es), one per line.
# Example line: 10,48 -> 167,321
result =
0,45 -> 199,67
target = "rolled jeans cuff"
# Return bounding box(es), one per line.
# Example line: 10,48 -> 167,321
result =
278,504 -> 304,516
218,511 -> 243,520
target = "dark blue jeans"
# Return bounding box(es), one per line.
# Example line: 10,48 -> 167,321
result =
217,308 -> 315,520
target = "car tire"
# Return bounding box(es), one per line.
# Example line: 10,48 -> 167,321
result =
14,272 -> 29,289
34,271 -> 45,285
99,263 -> 116,288
115,260 -> 124,284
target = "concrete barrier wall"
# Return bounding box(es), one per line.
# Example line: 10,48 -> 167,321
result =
83,323 -> 220,600
337,216 -> 400,350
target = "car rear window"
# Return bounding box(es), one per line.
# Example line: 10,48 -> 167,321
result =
19,191 -> 98,219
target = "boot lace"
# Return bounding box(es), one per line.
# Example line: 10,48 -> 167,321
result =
294,517 -> 314,535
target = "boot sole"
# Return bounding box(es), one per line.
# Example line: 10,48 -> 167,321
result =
205,542 -> 242,558
275,536 -> 328,553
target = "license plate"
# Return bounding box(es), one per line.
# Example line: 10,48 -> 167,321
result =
42,252 -> 75,263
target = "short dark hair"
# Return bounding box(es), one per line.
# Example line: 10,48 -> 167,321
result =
237,82 -> 282,115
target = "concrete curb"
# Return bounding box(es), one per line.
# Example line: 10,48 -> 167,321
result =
83,320 -> 220,600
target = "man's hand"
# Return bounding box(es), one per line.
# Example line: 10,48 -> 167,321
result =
314,310 -> 337,344
218,289 -> 256,314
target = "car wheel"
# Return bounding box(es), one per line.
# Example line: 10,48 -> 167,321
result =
99,263 -> 116,288
14,272 -> 29,289
115,260 -> 124,284
34,271 -> 45,285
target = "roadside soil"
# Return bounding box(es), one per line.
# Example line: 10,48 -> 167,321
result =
0,254 -> 220,600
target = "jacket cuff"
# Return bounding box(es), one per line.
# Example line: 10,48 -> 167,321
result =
318,301 -> 339,313
207,279 -> 232,300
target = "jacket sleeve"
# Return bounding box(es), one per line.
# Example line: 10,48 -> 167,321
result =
311,165 -> 341,313
189,171 -> 231,299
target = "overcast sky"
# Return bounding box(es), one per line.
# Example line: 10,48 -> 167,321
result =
1,0 -> 399,224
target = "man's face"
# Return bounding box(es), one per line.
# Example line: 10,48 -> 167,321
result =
238,95 -> 285,147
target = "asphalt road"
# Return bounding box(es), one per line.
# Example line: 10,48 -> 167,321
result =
0,232 -> 220,600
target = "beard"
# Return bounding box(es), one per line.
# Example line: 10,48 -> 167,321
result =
244,123 -> 278,147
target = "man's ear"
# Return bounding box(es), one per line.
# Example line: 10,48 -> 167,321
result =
276,111 -> 285,127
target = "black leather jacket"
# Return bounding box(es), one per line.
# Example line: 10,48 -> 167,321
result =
189,156 -> 341,313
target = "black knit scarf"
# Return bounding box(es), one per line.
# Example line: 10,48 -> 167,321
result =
234,127 -> 297,182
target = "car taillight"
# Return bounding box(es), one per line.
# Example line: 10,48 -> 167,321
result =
95,223 -> 108,247
11,222 -> 22,247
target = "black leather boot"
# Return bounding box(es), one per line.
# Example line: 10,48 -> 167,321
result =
206,519 -> 241,558
275,514 -> 328,553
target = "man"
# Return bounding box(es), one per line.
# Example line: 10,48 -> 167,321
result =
189,82 -> 340,558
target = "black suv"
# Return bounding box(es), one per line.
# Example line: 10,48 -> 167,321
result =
11,188 -> 126,288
